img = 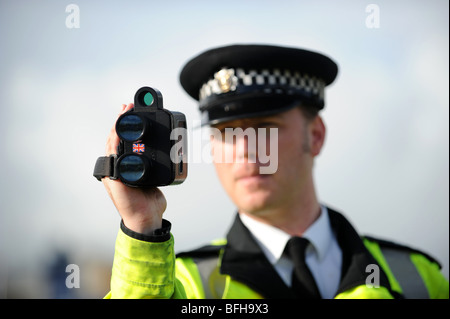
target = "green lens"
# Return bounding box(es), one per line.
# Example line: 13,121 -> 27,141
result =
143,92 -> 154,106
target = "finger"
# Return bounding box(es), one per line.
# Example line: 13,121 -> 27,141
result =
124,103 -> 134,112
105,126 -> 119,156
105,104 -> 133,156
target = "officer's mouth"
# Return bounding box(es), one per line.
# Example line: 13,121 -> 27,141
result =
236,173 -> 271,186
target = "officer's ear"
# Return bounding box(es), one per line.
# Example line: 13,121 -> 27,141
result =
308,115 -> 326,157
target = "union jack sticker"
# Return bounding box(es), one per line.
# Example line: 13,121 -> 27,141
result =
132,143 -> 145,153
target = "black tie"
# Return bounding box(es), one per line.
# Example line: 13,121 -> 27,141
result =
285,237 -> 321,299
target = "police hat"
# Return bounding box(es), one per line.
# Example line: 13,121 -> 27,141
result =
179,44 -> 338,125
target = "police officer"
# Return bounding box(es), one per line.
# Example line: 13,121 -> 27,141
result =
102,44 -> 449,299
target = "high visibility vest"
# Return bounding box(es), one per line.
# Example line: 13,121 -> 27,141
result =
175,236 -> 448,299
105,209 -> 449,299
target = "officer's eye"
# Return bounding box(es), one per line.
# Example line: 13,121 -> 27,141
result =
256,121 -> 280,129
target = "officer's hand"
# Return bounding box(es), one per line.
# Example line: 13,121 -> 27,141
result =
102,103 -> 167,235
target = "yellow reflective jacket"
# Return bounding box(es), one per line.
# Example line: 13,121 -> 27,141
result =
105,209 -> 448,299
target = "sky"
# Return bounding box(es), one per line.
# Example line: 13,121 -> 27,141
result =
0,0 -> 448,297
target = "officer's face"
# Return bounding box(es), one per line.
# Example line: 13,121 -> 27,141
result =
210,107 -> 325,220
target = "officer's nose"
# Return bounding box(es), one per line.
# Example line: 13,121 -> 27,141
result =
235,131 -> 257,163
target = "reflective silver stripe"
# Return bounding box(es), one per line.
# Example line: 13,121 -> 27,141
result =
381,247 -> 429,299
193,256 -> 226,299
199,68 -> 326,102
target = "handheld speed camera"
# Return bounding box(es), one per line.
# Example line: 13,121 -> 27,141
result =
93,87 -> 187,187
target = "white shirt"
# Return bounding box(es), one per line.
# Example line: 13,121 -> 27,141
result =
239,205 -> 342,299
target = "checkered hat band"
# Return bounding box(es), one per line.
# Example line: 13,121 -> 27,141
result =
199,68 -> 326,102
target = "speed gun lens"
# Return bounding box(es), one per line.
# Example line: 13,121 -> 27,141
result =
118,155 -> 146,182
116,114 -> 144,142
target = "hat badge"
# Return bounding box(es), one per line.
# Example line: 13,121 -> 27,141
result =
215,68 -> 237,94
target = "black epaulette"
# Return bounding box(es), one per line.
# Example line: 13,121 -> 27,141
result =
363,235 -> 442,269
176,243 -> 225,259
176,242 -> 227,298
